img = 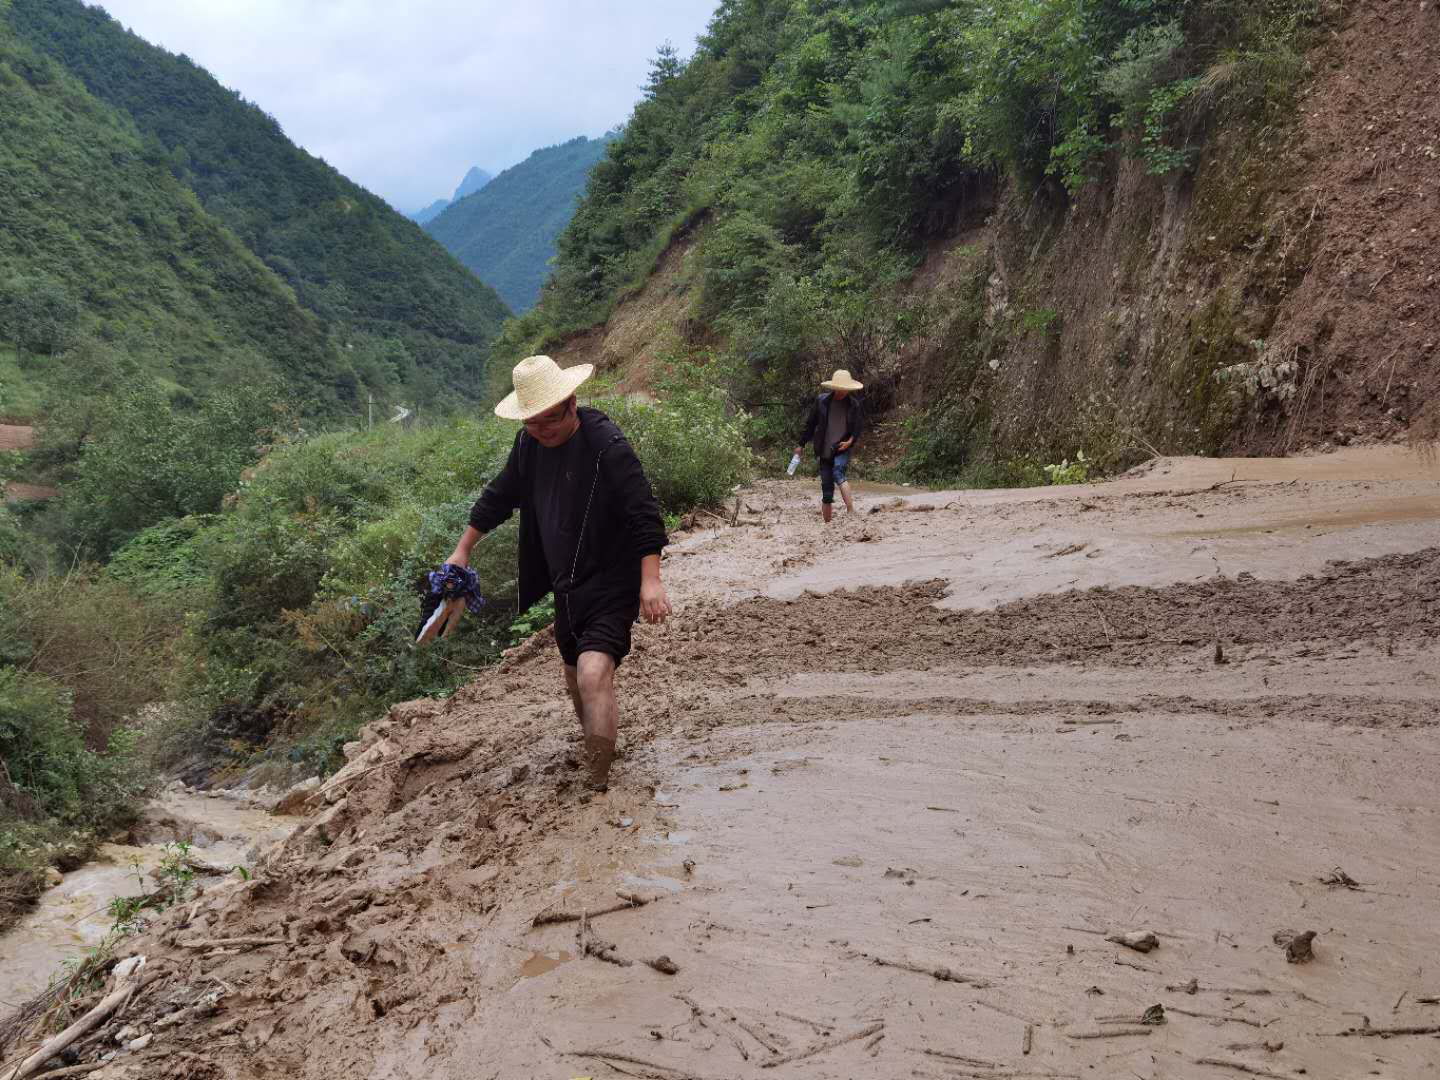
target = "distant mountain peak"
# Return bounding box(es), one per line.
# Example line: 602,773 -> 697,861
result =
407,166 -> 492,225
452,166 -> 493,202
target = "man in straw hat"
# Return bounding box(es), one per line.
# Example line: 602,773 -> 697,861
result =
793,369 -> 864,522
446,355 -> 671,793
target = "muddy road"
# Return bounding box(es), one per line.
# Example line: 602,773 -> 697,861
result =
5,446 -> 1438,1080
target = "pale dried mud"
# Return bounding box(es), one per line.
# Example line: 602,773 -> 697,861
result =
4,447 -> 1438,1080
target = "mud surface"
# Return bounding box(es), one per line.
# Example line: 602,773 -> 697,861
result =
3,447 -> 1437,1080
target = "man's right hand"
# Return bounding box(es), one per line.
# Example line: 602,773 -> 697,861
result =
446,526 -> 484,569
793,446 -> 804,458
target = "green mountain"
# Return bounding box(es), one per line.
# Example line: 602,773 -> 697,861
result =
408,166 -> 492,226
0,15 -> 339,406
425,136 -> 613,313
6,0 -> 511,403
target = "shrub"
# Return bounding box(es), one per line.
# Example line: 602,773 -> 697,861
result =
593,390 -> 753,513
0,668 -> 146,828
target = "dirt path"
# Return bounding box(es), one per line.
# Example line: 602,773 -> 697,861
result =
6,446 -> 1438,1080
0,425 -> 33,451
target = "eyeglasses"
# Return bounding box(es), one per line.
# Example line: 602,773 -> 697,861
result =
523,400 -> 572,428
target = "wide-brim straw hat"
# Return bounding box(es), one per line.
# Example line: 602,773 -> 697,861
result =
494,355 -> 594,420
821,368 -> 864,392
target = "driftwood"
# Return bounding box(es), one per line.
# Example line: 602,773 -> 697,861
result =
1194,1059 -> 1291,1078
676,995 -> 747,1061
176,936 -> 287,950
569,1048 -> 701,1078
919,1048 -> 999,1067
760,1021 -> 884,1068
4,970 -> 163,1080
1165,982 -> 1273,996
859,952 -> 991,987
27,1066 -> 104,1080
1334,1023 -> 1440,1037
775,1011 -> 832,1036
1167,1006 -> 1268,1028
532,890 -> 654,926
1065,1027 -> 1152,1040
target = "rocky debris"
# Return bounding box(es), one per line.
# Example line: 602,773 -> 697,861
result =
1275,929 -> 1318,963
270,777 -> 320,816
1106,930 -> 1160,953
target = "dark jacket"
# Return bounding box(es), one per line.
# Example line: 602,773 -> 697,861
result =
797,392 -> 863,459
468,407 -> 667,612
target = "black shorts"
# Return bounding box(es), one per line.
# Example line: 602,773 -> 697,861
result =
553,592 -> 639,668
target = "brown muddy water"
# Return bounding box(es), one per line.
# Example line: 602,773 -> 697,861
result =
0,789 -> 296,1006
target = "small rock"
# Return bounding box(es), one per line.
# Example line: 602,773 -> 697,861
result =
1274,928 -> 1317,963
114,1025 -> 138,1045
1106,930 -> 1160,953
112,956 -> 147,981
42,866 -> 63,889
272,777 -> 320,816
645,955 -> 680,975
127,1033 -> 154,1051
507,763 -> 530,787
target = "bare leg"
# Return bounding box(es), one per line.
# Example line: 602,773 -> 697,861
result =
822,502 -> 833,523
575,651 -> 619,790
575,651 -> 618,741
839,480 -> 855,514
563,663 -> 585,734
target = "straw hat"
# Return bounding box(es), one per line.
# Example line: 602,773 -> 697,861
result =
821,369 -> 863,392
494,355 -> 594,420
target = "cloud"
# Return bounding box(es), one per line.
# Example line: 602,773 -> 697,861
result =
94,0 -> 718,211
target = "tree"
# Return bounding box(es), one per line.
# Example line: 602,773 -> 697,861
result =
643,41 -> 683,98
0,277 -> 81,361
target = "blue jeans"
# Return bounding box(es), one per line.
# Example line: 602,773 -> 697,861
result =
819,452 -> 850,504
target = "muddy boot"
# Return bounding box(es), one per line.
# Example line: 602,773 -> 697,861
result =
583,734 -> 616,793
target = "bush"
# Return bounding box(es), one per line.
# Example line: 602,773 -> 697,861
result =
0,667 -> 146,828
593,389 -> 753,513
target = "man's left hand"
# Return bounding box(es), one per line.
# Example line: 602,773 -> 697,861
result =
837,438 -> 853,452
640,578 -> 672,624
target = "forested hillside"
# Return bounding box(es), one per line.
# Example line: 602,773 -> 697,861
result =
506,0 -> 1437,474
426,136 -> 613,313
0,18 -> 339,411
8,0 -> 511,402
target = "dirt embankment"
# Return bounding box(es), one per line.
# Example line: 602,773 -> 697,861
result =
1,425 -> 56,503
3,446 -> 1436,1080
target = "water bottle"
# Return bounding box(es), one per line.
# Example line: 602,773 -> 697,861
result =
786,453 -> 801,476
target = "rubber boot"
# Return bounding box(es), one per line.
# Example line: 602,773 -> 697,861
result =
583,734 -> 616,793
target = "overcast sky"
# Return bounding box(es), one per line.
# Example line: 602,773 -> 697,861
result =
93,1 -> 718,213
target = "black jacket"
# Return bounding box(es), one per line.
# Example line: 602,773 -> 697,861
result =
468,408 -> 667,612
797,392 -> 863,459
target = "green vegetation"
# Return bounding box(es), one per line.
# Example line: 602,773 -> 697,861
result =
426,136 -> 616,313
500,0 -> 1318,478
0,20 -> 341,407
5,0 -> 511,407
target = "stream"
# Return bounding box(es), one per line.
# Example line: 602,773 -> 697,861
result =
0,787 -> 297,1008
